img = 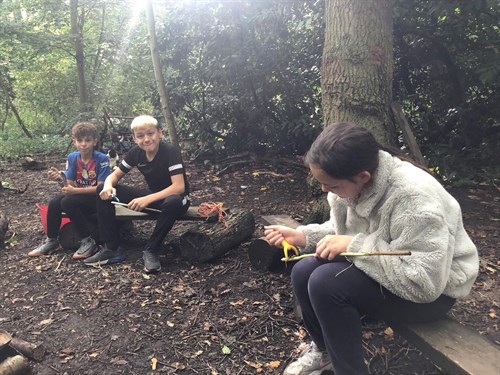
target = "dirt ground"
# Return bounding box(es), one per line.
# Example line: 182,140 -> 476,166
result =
0,154 -> 498,375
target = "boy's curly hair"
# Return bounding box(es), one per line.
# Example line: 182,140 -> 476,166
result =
71,122 -> 98,139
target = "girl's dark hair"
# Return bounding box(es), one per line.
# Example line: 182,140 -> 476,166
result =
305,123 -> 379,179
305,122 -> 421,179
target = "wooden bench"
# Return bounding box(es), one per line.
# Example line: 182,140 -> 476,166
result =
255,214 -> 500,375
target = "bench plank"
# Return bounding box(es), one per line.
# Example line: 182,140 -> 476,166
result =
392,318 -> 500,375
113,205 -> 218,222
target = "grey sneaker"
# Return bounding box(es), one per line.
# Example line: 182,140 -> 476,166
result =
28,238 -> 60,257
284,342 -> 332,375
83,245 -> 125,266
72,236 -> 97,259
142,248 -> 161,273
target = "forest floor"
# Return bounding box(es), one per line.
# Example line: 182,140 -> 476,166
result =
0,154 -> 498,375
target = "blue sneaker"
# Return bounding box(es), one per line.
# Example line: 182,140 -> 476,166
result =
83,245 -> 125,266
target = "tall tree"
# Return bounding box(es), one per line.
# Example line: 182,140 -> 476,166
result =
70,0 -> 93,117
144,0 -> 179,148
321,0 -> 394,143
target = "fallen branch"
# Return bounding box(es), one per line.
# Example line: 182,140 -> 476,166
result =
9,337 -> 46,361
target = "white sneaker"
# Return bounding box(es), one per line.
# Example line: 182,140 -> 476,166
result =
284,342 -> 332,375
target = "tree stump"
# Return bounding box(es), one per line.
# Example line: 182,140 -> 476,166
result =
248,214 -> 301,272
179,209 -> 255,263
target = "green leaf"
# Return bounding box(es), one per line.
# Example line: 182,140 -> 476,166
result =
221,345 -> 231,355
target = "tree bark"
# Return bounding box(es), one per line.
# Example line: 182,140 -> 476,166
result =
144,0 -> 180,149
9,337 -> 45,362
0,355 -> 29,375
179,209 -> 255,263
70,0 -> 93,117
321,0 -> 394,143
0,73 -> 32,138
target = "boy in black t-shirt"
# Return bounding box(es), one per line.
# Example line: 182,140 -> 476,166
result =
84,115 -> 190,272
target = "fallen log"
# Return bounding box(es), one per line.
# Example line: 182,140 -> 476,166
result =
248,214 -> 301,273
248,214 -> 303,321
179,209 -> 255,263
9,337 -> 45,361
0,355 -> 30,375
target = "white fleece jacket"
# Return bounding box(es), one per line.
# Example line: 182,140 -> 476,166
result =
297,151 -> 479,303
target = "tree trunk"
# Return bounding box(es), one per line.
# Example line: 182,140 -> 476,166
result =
179,209 -> 255,263
0,73 -> 32,138
144,0 -> 180,149
70,0 -> 93,117
321,0 -> 394,143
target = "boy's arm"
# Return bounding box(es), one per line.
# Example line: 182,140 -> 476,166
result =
98,168 -> 126,200
63,181 -> 104,195
127,174 -> 185,212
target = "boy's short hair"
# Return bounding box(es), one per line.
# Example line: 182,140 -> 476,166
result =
130,115 -> 160,132
72,122 -> 98,140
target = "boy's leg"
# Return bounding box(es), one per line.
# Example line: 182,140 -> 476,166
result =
60,194 -> 97,239
85,184 -> 150,266
45,195 -> 65,239
95,184 -> 150,249
28,195 -> 64,256
142,195 -> 189,272
148,195 -> 189,249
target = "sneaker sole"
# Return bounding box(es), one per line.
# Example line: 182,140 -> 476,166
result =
143,265 -> 161,273
84,255 -> 126,266
72,246 -> 98,260
27,245 -> 61,257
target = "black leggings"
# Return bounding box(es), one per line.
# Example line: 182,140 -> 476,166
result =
96,184 -> 189,251
291,257 -> 455,375
46,194 -> 97,240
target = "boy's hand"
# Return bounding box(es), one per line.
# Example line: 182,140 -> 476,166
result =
61,185 -> 76,195
264,225 -> 306,248
315,235 -> 353,261
99,186 -> 116,201
128,196 -> 152,212
48,167 -> 60,181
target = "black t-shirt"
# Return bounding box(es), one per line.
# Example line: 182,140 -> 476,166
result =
119,142 -> 190,195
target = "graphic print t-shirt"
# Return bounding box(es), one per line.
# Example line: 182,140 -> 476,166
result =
65,151 -> 110,188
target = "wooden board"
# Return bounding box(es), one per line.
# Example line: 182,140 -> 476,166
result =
392,318 -> 500,375
112,205 -> 220,222
260,214 -> 301,229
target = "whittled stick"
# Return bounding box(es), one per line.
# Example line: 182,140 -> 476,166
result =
282,251 -> 411,262
111,201 -> 161,213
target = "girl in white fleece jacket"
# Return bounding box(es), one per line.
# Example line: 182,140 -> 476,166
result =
265,123 -> 478,375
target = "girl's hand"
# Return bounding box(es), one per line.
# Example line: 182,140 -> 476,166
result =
128,196 -> 152,212
315,235 -> 353,261
264,225 -> 306,248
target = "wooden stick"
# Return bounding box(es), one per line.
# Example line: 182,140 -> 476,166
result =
9,337 -> 46,361
111,201 -> 161,213
282,251 -> 411,262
